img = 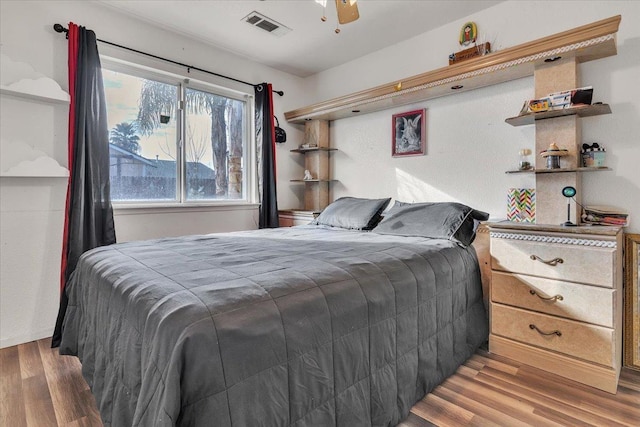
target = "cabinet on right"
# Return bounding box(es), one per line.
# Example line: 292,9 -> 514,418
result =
504,41 -> 617,225
489,222 -> 623,393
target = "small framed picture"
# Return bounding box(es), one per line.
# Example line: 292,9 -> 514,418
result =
392,109 -> 426,157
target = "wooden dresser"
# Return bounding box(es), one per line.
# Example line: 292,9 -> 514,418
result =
488,222 -> 623,393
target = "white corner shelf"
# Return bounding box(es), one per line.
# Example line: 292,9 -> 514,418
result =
1,142 -> 69,178
0,84 -> 69,104
0,174 -> 69,178
0,54 -> 70,104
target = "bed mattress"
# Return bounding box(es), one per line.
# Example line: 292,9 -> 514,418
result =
60,225 -> 488,426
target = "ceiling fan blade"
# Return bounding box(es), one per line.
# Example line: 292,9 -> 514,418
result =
336,0 -> 359,24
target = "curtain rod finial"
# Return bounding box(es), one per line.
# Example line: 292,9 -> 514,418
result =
53,23 -> 68,33
274,90 -> 284,97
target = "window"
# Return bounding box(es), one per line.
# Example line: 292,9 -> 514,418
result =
102,61 -> 253,205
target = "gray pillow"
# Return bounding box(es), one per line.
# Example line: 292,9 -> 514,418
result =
386,200 -> 411,214
311,197 -> 392,230
373,202 -> 489,246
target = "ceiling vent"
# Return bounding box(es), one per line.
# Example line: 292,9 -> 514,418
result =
242,11 -> 291,37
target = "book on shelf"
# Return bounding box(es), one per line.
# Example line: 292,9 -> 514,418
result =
581,205 -> 628,226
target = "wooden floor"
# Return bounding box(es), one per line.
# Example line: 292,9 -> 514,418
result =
1,338 -> 639,426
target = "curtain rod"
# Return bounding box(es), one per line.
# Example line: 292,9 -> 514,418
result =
53,24 -> 284,96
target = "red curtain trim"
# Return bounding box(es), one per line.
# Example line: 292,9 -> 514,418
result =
60,22 -> 79,293
267,83 -> 277,178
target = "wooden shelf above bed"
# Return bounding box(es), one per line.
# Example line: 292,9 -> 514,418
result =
284,15 -> 620,124
505,167 -> 612,174
505,103 -> 612,126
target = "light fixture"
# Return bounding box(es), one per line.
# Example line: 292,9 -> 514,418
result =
561,186 -> 577,226
317,0 -> 359,34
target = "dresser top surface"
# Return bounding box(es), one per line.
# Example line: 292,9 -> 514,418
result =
487,221 -> 622,236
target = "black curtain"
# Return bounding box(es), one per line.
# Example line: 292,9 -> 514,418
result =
255,83 -> 279,228
52,23 -> 116,348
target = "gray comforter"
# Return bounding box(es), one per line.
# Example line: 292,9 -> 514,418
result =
60,225 -> 488,426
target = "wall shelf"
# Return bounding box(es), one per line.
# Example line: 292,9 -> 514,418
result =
1,143 -> 69,178
284,16 -> 620,124
0,174 -> 68,178
0,85 -> 69,104
290,147 -> 338,153
505,167 -> 612,174
505,103 -> 612,126
290,179 -> 337,183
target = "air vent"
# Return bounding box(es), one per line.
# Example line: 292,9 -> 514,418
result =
242,11 -> 291,37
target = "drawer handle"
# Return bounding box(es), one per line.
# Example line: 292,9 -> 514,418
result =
529,324 -> 562,337
529,289 -> 564,302
530,254 -> 564,266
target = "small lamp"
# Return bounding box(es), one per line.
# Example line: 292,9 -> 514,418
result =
561,186 -> 577,226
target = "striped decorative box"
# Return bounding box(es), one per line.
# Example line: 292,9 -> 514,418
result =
507,188 -> 536,223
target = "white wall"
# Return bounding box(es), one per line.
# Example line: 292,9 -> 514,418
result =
297,1 -> 640,233
0,0 -> 306,348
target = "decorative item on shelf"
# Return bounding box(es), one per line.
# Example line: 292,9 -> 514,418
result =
561,186 -> 578,227
518,86 -> 594,116
540,142 -> 568,169
303,169 -> 313,180
520,97 -> 551,114
582,205 -> 628,226
581,142 -> 606,167
459,22 -> 477,46
448,43 -> 491,65
548,86 -> 593,110
299,142 -> 318,149
448,21 -> 491,65
392,109 -> 426,157
518,148 -> 532,170
507,188 -> 536,223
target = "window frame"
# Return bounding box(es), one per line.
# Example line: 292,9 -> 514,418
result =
101,56 -> 257,209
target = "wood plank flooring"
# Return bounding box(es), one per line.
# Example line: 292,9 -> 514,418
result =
1,338 -> 638,426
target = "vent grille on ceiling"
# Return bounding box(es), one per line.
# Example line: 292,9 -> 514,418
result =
242,11 -> 291,37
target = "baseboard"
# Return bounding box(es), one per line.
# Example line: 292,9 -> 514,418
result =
489,334 -> 620,394
0,328 -> 53,349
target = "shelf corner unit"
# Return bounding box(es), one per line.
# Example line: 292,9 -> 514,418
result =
505,103 -> 612,127
291,119 -> 336,211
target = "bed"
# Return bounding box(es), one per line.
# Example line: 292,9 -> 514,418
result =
59,198 -> 489,426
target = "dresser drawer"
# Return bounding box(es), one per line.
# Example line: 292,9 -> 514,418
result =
491,304 -> 614,367
491,235 -> 616,287
491,271 -> 614,327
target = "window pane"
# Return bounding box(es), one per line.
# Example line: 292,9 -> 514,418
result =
185,87 -> 245,201
103,69 -> 178,202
